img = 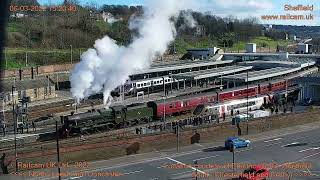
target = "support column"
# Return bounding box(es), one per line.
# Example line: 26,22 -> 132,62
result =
177,81 -> 179,90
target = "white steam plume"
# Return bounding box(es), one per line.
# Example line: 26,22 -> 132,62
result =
70,0 -> 198,108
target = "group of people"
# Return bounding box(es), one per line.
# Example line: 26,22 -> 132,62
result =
134,114 -> 217,135
1,121 -> 36,137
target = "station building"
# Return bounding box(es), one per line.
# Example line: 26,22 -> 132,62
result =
294,73 -> 320,102
0,77 -> 56,105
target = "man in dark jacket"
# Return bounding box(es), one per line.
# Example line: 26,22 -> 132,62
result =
0,153 -> 9,174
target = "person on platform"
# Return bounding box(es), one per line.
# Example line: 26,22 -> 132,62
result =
0,153 -> 10,174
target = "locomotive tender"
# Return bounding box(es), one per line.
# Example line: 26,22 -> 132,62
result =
62,78 -> 298,135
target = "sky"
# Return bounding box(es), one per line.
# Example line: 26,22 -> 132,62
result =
38,0 -> 320,26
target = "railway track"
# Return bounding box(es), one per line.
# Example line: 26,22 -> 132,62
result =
3,99 -> 103,125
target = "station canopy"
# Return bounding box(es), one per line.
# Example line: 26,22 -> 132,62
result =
171,65 -> 252,80
220,67 -> 302,82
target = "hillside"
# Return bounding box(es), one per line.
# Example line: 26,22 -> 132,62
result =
4,1 -> 291,69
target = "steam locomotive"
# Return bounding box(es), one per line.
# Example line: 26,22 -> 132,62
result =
61,79 -> 299,135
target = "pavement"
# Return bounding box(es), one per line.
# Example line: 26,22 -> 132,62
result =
1,120 -> 320,180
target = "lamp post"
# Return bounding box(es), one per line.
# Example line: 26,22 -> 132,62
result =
162,77 -> 166,129
2,99 -> 5,136
147,74 -> 150,98
56,121 -> 61,180
70,45 -> 73,64
194,160 -> 198,180
246,69 -> 249,135
12,85 -> 18,172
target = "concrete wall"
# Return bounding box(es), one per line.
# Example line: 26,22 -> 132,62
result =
3,85 -> 56,105
2,64 -> 75,78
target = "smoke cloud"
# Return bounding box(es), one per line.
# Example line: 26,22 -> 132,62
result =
70,0 -> 199,108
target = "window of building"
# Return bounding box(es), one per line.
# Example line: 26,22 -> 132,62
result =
49,86 -> 52,95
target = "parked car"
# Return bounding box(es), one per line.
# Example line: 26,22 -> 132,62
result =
225,137 -> 251,150
239,165 -> 269,180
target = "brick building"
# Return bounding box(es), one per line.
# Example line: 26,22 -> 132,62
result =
1,77 -> 56,105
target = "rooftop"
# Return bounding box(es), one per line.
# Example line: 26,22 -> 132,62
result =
1,78 -> 55,93
132,60 -> 233,75
171,65 -> 253,80
220,67 -> 302,82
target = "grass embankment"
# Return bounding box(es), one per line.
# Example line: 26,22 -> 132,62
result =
174,36 -> 294,55
3,48 -> 86,70
10,108 -> 320,167
230,36 -> 293,52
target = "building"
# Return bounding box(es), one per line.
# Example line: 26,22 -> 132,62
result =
182,48 -> 220,61
294,72 -> 320,103
246,43 -> 257,53
297,43 -> 309,54
0,78 -> 56,105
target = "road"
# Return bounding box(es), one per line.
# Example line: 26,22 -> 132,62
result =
10,122 -> 318,180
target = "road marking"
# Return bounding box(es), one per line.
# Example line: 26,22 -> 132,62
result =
281,142 -> 300,147
171,170 -> 194,176
33,124 -> 320,180
271,151 -> 320,170
264,141 -> 283,147
236,148 -> 252,153
299,147 -> 320,153
264,138 -> 282,143
194,143 -> 205,148
69,177 -> 82,180
122,170 -> 143,175
193,155 -> 219,161
166,157 -> 208,176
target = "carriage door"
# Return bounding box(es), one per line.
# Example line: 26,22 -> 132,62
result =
258,84 -> 261,94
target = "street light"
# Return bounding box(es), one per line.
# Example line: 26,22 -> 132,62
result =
246,69 -> 249,135
11,85 -> 18,172
194,160 -> 198,180
70,45 -> 73,64
162,77 -> 166,129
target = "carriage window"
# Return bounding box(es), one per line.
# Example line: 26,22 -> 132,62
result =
137,84 -> 140,87
144,83 -> 147,86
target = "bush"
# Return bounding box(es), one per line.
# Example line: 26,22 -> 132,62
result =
126,142 -> 140,155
